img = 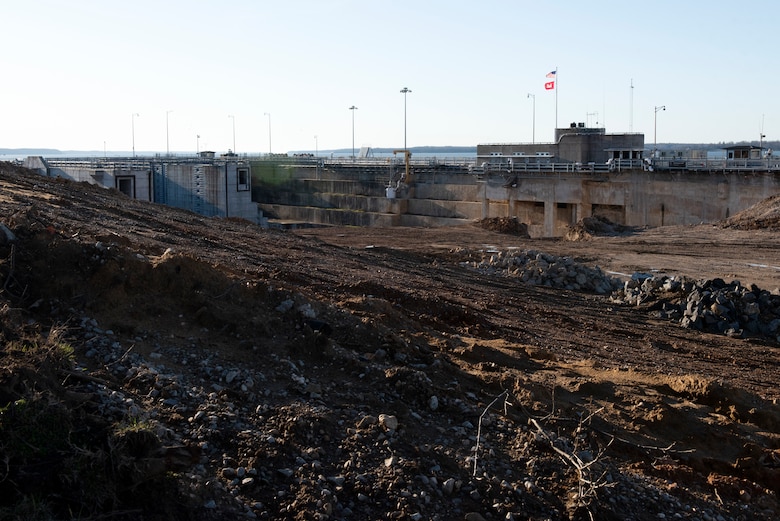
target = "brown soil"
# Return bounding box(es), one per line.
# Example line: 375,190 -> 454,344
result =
563,215 -> 634,241
722,193 -> 780,231
0,162 -> 778,520
476,217 -> 530,236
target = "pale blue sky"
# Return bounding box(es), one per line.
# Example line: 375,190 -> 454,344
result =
1,1 -> 776,154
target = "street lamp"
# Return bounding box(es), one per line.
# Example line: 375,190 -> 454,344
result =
166,110 -> 173,156
196,134 -> 200,155
654,105 -> 665,155
314,135 -> 318,157
527,94 -> 535,144
400,87 -> 411,150
264,112 -> 272,155
131,113 -> 139,157
228,115 -> 236,154
349,105 -> 358,159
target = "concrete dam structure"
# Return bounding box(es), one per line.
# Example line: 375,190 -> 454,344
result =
22,125 -> 779,237
253,127 -> 780,236
251,157 -> 780,237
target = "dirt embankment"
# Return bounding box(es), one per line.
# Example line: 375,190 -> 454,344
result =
0,163 -> 778,520
721,193 -> 780,231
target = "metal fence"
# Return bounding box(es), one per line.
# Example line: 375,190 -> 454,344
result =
649,158 -> 780,172
41,155 -> 780,175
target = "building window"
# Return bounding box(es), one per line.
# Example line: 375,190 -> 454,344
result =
237,168 -> 250,191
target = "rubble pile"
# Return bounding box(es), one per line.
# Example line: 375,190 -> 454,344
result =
67,311 -> 740,521
462,249 -> 622,294
612,274 -> 780,341
467,247 -> 780,344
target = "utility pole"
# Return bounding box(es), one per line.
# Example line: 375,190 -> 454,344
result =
166,110 -> 173,156
264,112 -> 272,155
400,87 -> 411,150
349,105 -> 358,160
228,115 -> 236,154
654,105 -> 666,155
131,113 -> 139,157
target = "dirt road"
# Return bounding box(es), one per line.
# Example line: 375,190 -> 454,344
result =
297,223 -> 780,291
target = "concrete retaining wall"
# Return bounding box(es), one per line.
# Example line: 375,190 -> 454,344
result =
252,163 -> 780,236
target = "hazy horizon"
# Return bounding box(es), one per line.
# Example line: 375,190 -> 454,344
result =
1,1 -> 777,155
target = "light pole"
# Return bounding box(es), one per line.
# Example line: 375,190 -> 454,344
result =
196,134 -> 200,155
228,115 -> 236,154
314,135 -> 318,157
264,112 -> 272,155
400,87 -> 411,150
527,94 -> 535,144
166,110 -> 173,156
349,105 -> 358,159
654,105 -> 665,155
131,113 -> 139,157
760,113 -> 766,159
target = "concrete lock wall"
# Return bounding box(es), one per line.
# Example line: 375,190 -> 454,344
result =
25,156 -> 152,201
253,164 -> 780,236
489,170 -> 779,235
32,158 -> 257,223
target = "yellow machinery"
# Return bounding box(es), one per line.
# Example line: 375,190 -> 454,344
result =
392,149 -> 412,184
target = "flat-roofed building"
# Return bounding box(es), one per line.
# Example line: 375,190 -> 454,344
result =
477,123 -> 644,169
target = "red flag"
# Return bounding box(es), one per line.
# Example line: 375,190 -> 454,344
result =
545,81 -> 555,90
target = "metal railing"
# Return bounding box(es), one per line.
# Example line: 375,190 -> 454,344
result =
45,156 -> 250,170
318,156 -> 477,168
649,157 -> 780,172
38,155 -> 780,176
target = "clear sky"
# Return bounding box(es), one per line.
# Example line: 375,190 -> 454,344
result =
1,1 -> 777,155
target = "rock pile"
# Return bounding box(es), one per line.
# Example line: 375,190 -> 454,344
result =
69,312 -> 620,520
461,249 -> 621,294
612,274 -> 780,341
465,248 -> 780,343
71,312 -> 733,521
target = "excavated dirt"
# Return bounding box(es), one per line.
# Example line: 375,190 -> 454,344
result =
476,217 -> 530,237
0,162 -> 779,520
721,193 -> 780,231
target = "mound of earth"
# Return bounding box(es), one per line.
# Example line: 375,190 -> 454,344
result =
721,193 -> 780,231
564,215 -> 633,241
475,217 -> 530,236
0,162 -> 779,520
